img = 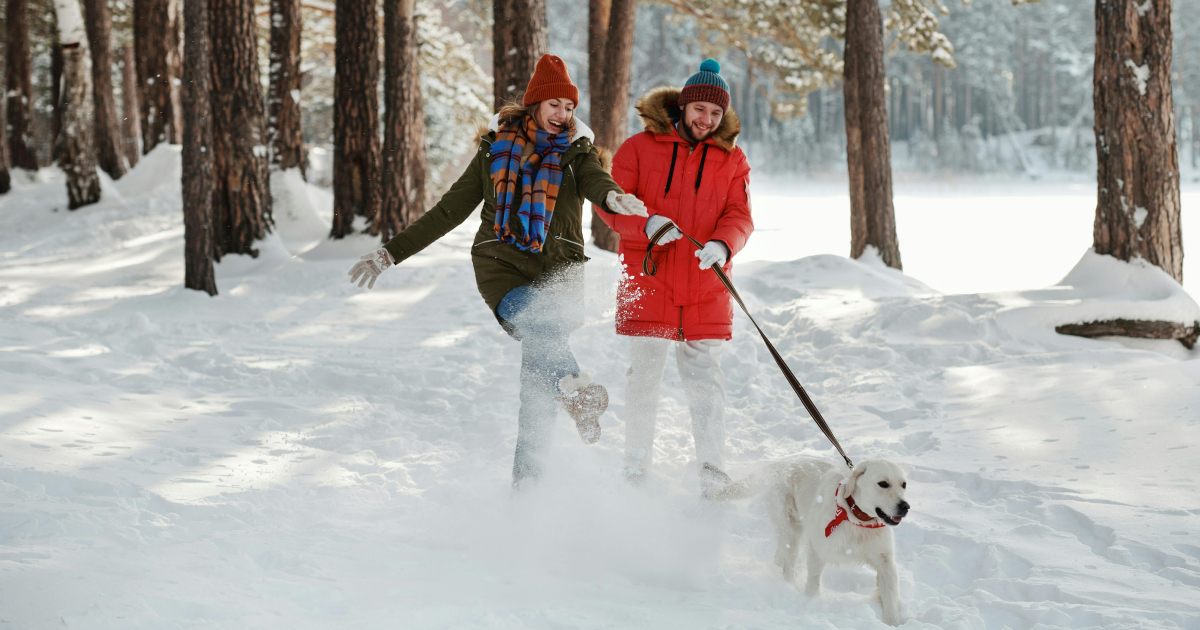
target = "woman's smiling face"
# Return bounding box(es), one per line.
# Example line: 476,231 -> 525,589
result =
536,98 -> 575,134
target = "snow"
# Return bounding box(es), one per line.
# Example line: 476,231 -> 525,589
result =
1125,60 -> 1150,96
2,153 -> 1200,628
51,0 -> 86,46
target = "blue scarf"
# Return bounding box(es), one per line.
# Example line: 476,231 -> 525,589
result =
490,115 -> 571,252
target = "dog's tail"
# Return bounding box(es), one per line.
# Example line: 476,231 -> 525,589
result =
706,465 -> 767,502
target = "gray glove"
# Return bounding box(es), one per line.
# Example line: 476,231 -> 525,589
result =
695,240 -> 729,270
645,215 -> 682,245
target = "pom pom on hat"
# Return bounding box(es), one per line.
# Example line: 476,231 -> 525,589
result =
679,58 -> 730,111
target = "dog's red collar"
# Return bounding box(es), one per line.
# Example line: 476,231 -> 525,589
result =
825,483 -> 886,537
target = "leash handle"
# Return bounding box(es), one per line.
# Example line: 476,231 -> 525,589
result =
643,220 -> 854,470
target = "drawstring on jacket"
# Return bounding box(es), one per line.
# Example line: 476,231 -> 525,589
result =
663,144 -> 679,196
695,145 -> 709,191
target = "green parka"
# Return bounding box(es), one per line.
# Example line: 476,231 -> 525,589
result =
382,115 -> 624,332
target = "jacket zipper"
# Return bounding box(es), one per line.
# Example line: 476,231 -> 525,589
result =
678,306 -> 684,341
555,235 -> 585,248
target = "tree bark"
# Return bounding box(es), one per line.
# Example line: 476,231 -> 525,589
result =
52,0 -> 102,209
209,0 -> 272,257
588,0 -> 635,254
1093,0 -> 1182,282
121,46 -> 141,167
1056,319 -> 1198,349
83,0 -> 126,179
6,0 -> 38,171
51,43 -> 63,162
492,0 -> 547,108
182,0 -> 217,294
268,0 -> 305,175
377,0 -> 428,240
0,96 -> 10,192
134,0 -> 181,152
331,0 -> 381,238
844,0 -> 901,269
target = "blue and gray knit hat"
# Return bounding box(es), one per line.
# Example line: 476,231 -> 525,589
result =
678,59 -> 730,111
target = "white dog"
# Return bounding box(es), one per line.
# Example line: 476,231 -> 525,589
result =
711,458 -> 910,626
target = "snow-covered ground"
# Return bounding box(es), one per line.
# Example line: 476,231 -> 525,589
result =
2,148 -> 1199,629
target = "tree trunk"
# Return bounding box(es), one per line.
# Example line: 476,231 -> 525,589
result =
1093,0 -> 1182,282
84,0 -> 126,177
209,0 -> 272,257
83,0 -> 126,180
377,0 -> 428,240
51,43 -> 63,161
182,0 -> 217,294
588,0 -> 635,254
844,0 -> 901,269
121,46 -> 141,167
134,0 -> 181,153
0,93 -> 10,192
268,0 -> 304,175
331,0 -> 381,239
7,0 -> 38,171
492,0 -> 547,108
52,0 -> 102,209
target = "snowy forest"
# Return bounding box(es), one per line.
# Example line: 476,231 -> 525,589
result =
1,0 -> 1199,628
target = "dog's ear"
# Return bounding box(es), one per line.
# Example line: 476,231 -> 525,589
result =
844,464 -> 867,498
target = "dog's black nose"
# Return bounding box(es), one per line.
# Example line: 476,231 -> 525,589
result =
896,501 -> 910,517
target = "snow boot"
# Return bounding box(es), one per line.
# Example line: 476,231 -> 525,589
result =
556,373 -> 606,444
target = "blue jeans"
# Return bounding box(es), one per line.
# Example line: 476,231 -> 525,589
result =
497,284 -> 581,486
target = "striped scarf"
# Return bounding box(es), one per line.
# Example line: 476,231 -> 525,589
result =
490,114 -> 571,252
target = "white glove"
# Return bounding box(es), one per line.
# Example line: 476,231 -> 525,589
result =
606,190 -> 648,217
348,248 -> 395,289
645,214 -> 682,245
695,240 -> 729,270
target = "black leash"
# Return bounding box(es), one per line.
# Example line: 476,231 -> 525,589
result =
643,220 -> 854,470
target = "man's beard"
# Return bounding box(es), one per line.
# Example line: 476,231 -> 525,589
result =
677,119 -> 715,144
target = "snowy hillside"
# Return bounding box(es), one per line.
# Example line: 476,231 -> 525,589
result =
1,150 -> 1199,629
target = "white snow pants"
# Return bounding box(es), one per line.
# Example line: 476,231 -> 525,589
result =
623,337 -> 726,473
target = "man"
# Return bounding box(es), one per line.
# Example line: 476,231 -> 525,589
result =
597,59 -> 753,495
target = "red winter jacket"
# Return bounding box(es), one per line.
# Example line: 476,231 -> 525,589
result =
598,87 -> 753,341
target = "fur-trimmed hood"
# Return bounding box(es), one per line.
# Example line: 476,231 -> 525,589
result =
635,86 -> 740,152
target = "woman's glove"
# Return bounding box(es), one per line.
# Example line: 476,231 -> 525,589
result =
695,240 -> 729,270
606,190 -> 648,217
348,248 -> 395,289
645,215 -> 682,245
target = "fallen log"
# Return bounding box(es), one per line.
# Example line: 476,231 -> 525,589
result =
1055,319 -> 1200,349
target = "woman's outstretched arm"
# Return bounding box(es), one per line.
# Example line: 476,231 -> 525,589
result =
383,146 -> 486,264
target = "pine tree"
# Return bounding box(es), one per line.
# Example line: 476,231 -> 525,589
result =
1093,0 -> 1182,281
377,0 -> 428,240
182,0 -> 217,294
83,0 -> 126,179
120,45 -> 141,167
209,0 -> 272,257
0,98 -> 10,193
844,0 -> 900,269
268,0 -> 305,175
587,0 -> 635,253
330,0 -> 381,238
493,0 -> 547,108
134,0 -> 181,152
6,0 -> 39,171
52,0 -> 102,209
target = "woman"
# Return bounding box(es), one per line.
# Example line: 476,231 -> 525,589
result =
348,54 -> 648,487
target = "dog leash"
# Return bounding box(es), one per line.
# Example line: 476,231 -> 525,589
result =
643,220 -> 854,470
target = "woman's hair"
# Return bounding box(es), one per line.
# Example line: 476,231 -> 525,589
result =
497,101 -> 576,134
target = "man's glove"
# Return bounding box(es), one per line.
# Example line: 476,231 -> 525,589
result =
645,215 -> 682,245
606,190 -> 648,217
695,240 -> 729,270
348,248 -> 395,289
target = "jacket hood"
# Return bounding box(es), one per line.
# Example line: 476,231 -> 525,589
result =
635,86 -> 739,152
486,113 -> 595,144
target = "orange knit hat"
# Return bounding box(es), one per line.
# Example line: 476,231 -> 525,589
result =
523,54 -> 579,106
